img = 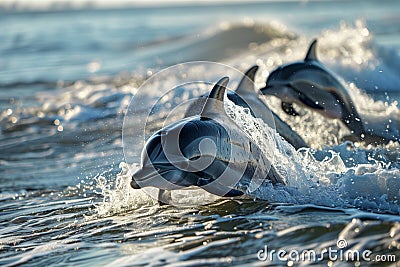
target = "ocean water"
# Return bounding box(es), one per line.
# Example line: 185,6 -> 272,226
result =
1,0 -> 400,266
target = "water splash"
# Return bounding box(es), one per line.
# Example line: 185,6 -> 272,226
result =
90,95 -> 399,215
224,98 -> 400,214
92,163 -> 157,217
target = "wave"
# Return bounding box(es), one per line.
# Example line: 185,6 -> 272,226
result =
129,20 -> 400,93
134,21 -> 297,67
3,19 -> 399,92
2,23 -> 400,144
2,20 -> 400,213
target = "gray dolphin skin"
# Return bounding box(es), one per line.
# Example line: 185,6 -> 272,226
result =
185,66 -> 308,149
261,39 -> 368,140
131,77 -> 285,203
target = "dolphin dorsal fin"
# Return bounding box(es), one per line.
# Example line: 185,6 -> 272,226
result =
235,65 -> 259,95
305,39 -> 318,61
200,77 -> 229,117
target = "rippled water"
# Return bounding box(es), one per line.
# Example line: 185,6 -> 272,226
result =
1,1 -> 400,266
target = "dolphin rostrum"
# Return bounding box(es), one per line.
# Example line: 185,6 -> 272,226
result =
185,65 -> 308,149
131,77 -> 285,203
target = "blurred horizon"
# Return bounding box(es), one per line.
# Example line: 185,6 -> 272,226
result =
0,0 -> 351,12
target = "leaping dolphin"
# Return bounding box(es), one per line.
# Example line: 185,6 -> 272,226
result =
260,39 -> 368,140
131,77 -> 285,203
261,39 -> 399,143
185,66 -> 308,149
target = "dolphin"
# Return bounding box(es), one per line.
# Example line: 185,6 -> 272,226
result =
185,66 -> 308,149
260,39 -> 366,140
261,40 -> 400,143
131,77 -> 285,203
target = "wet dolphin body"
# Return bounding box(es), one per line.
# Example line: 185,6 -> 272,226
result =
131,77 -> 285,204
185,66 -> 308,149
261,40 -> 370,141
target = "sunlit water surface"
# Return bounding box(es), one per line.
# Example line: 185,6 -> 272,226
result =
1,1 -> 400,266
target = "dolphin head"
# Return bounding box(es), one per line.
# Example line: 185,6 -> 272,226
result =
131,77 -> 246,197
131,119 -> 217,190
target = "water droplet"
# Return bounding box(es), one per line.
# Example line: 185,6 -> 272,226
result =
87,60 -> 101,73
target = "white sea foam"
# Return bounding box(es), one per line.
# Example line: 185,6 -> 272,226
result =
225,99 -> 400,213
